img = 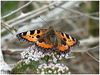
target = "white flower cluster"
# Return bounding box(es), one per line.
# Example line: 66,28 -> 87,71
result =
37,63 -> 70,74
21,45 -> 69,64
21,45 -> 43,64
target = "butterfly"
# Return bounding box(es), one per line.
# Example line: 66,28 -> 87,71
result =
16,26 -> 80,54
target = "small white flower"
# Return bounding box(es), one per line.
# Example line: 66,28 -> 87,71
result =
44,65 -> 48,69
48,59 -> 52,62
57,55 -> 60,58
25,59 -> 30,64
65,54 -> 69,59
48,70 -> 52,73
51,66 -> 55,69
34,58 -> 39,61
41,71 -> 44,74
65,66 -> 69,70
58,73 -> 61,75
54,70 -> 57,73
38,65 -> 42,69
53,57 -> 57,63
58,68 -> 61,72
61,54 -> 65,57
59,56 -> 63,60
41,69 -> 44,71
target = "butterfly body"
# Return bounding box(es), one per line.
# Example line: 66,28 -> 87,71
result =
16,26 -> 80,54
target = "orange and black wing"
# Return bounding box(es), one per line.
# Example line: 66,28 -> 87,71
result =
54,31 -> 80,54
16,30 -> 44,42
55,44 -> 70,53
16,29 -> 54,49
58,32 -> 80,47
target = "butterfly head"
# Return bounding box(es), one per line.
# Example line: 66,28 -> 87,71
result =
75,39 -> 80,46
49,26 -> 54,30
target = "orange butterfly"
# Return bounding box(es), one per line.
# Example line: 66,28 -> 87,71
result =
16,26 -> 80,54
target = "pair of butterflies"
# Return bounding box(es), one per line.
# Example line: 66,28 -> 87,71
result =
16,26 -> 80,54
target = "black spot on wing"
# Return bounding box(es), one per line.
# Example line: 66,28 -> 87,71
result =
37,30 -> 40,34
61,32 -> 64,36
63,38 -> 66,41
22,32 -> 27,36
71,36 -> 75,41
36,35 -> 40,38
61,40 -> 66,45
65,34 -> 70,39
30,30 -> 35,35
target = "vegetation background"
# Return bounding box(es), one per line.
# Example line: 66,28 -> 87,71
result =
1,1 -> 99,74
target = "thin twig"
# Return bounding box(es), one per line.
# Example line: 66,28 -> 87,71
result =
1,21 -> 14,34
1,24 -> 13,35
71,45 -> 99,53
1,1 -> 33,19
86,52 -> 99,62
1,21 -> 17,34
57,6 -> 99,20
80,37 -> 99,46
66,56 -> 75,59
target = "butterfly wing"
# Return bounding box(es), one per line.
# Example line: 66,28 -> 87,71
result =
53,31 -> 80,53
58,32 -> 80,47
55,44 -> 70,53
16,29 -> 53,49
16,30 -> 45,42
